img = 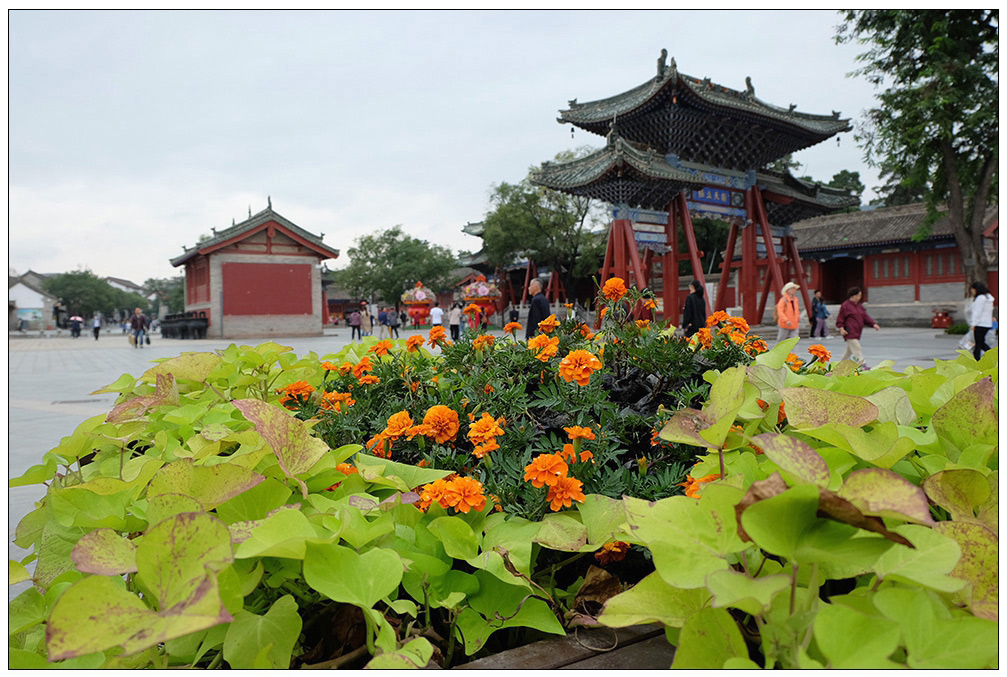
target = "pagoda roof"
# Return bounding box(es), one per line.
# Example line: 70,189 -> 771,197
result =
558,53 -> 851,170
529,137 -> 858,225
170,204 -> 340,267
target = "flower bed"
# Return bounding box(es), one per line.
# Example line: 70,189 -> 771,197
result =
9,279 -> 998,668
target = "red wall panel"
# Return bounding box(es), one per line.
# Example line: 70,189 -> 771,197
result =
222,262 -> 313,316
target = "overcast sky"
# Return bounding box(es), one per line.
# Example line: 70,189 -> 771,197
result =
10,9 -> 884,285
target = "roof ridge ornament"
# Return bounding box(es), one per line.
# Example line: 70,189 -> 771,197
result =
267,195 -> 272,209
745,76 -> 755,100
606,116 -> 620,147
656,48 -> 668,79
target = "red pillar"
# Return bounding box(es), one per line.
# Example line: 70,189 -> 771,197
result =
715,221 -> 739,312
677,192 -> 711,317
741,189 -> 758,321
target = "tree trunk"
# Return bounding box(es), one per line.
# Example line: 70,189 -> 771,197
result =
941,140 -> 991,294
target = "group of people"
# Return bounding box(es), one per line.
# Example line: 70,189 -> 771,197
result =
346,303 -> 405,341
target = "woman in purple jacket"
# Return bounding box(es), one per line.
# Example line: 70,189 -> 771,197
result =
835,287 -> 880,367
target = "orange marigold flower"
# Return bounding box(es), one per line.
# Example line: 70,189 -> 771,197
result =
421,404 -> 460,444
636,319 -> 650,330
594,540 -> 630,565
406,335 -> 425,353
472,440 -> 500,459
808,344 -> 831,363
321,361 -> 339,371
428,325 -> 448,347
382,410 -> 414,440
357,374 -> 380,386
368,340 -> 393,357
277,380 -> 315,407
462,303 -> 482,316
558,443 -> 577,462
320,391 -> 355,412
338,362 -> 354,375
483,383 -> 494,394
706,310 -> 729,327
441,476 -> 487,513
488,493 -> 503,512
523,453 -> 569,488
416,477 -> 451,511
695,328 -> 712,349
336,462 -> 358,475
528,334 -> 559,362
727,316 -> 750,334
366,433 -> 391,459
538,314 -> 560,333
467,412 -> 505,446
726,330 -> 747,346
405,423 -> 433,440
599,306 -> 607,319
777,402 -> 786,425
744,338 -> 768,356
643,299 -> 657,310
579,450 -> 594,463
558,349 -> 603,386
472,334 -> 495,351
563,425 -> 596,441
416,459 -> 431,467
546,475 -> 586,511
352,357 -> 373,378
785,353 -> 804,372
602,277 -> 627,301
503,321 -> 522,335
679,472 -> 721,499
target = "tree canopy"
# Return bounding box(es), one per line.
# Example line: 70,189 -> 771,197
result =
144,276 -> 185,315
42,270 -> 148,318
334,226 -> 457,305
836,9 -> 998,286
482,149 -> 606,296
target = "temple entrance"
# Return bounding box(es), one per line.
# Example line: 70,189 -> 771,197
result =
818,257 -> 865,304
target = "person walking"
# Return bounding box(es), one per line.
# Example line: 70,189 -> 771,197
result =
682,279 -> 706,338
448,303 -> 462,341
775,282 -> 802,343
349,308 -> 362,341
377,307 -> 388,339
387,305 -> 401,339
811,289 -> 830,339
92,315 -> 101,340
360,303 -> 372,337
969,281 -> 995,361
429,301 -> 444,328
129,308 -> 148,349
835,287 -> 880,367
526,279 -> 550,340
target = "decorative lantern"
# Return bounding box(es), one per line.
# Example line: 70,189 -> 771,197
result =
462,274 -> 501,328
401,281 -> 433,326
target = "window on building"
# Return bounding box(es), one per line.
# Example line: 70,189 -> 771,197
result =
937,255 -> 943,276
905,257 -> 911,278
947,254 -> 955,275
873,259 -> 879,279
882,259 -> 889,279
892,257 -> 900,278
925,255 -> 932,276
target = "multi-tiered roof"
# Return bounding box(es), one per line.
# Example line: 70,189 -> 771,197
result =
531,52 -> 858,222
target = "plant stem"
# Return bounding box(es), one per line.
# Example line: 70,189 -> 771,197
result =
789,562 -> 798,616
719,447 -> 725,478
444,610 -> 459,668
205,651 -> 223,670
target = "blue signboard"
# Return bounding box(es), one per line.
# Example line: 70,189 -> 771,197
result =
691,187 -> 733,205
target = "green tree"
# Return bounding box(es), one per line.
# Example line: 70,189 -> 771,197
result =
144,276 -> 185,315
836,9 -> 998,288
334,226 -> 457,305
827,170 -> 865,200
484,149 -> 605,296
868,164 -> 927,207
42,270 -> 116,317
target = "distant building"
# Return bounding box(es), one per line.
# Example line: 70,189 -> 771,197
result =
170,204 -> 340,339
8,274 -> 58,330
105,276 -> 147,297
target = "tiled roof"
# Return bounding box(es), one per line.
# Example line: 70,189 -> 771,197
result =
170,206 -> 340,267
791,202 -> 999,252
558,54 -> 850,169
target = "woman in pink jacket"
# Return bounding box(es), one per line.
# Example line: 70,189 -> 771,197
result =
835,286 -> 880,367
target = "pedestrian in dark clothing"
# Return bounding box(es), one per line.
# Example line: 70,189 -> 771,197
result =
509,305 -> 519,324
525,279 -> 550,340
682,279 -> 705,337
811,290 -> 830,338
91,316 -> 101,340
836,287 -> 879,367
387,305 -> 401,339
129,308 -> 148,349
349,309 -> 362,341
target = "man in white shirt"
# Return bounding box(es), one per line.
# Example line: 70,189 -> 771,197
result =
429,302 -> 444,327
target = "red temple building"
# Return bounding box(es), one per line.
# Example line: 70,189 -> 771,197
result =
531,52 -> 859,325
170,202 -> 340,339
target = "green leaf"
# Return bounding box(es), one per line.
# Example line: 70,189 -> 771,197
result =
739,484 -> 819,561
71,528 -> 138,575
147,458 -> 265,510
705,568 -> 791,616
303,542 -> 403,608
9,558 -> 31,586
671,607 -> 748,669
136,512 -> 234,609
223,595 -> 301,669
232,398 -> 331,497
214,477 -> 293,523
931,377 -> 997,452
751,433 -> 830,487
873,524 -> 965,592
799,421 -> 915,468
838,468 -> 935,525
365,637 -> 434,669
90,372 -> 137,394
9,587 -> 47,635
576,494 -> 632,546
754,336 -> 799,368
32,521 -> 86,592
658,409 -> 717,450
813,602 -> 901,668
144,493 -> 205,527
700,366 -> 746,448
354,453 -> 452,491
141,352 -> 222,383
865,386 -> 917,425
533,513 -> 590,552
106,372 -> 180,423
933,521 -> 998,620
232,508 -> 323,560
922,468 -> 992,525
780,387 -> 879,428
46,574 -> 232,660
873,586 -> 998,668
599,571 -> 711,628
427,516 -> 480,560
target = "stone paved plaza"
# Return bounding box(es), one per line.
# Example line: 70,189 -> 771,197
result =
7,324 -> 975,594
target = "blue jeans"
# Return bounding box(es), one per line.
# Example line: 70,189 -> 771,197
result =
133,329 -> 145,347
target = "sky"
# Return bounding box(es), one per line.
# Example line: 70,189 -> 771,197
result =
9,9 -> 886,286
